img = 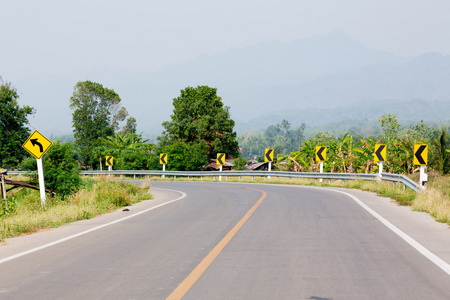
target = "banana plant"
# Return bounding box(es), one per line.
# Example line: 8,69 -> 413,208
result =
354,137 -> 383,173
391,136 -> 415,174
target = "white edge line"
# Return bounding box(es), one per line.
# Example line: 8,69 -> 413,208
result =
329,188 -> 450,276
0,187 -> 187,265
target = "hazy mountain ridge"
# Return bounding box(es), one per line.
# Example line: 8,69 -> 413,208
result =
13,31 -> 450,136
236,99 -> 450,133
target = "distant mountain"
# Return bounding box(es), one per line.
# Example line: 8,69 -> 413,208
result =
15,31 -> 450,137
236,99 -> 450,133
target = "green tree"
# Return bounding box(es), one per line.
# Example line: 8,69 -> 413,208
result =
407,120 -> 436,143
43,141 -> 81,198
378,113 -> 401,144
233,157 -> 248,170
429,127 -> 450,175
0,78 -> 34,168
98,132 -> 156,170
121,116 -> 137,135
159,86 -> 239,164
164,140 -> 209,171
70,81 -> 128,167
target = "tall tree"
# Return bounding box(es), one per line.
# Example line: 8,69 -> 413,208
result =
159,86 -> 239,160
378,113 -> 400,144
0,78 -> 34,168
70,81 -> 127,167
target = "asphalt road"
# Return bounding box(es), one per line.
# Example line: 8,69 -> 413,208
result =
0,181 -> 449,300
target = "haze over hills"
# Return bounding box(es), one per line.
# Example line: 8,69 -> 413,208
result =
13,31 -> 450,138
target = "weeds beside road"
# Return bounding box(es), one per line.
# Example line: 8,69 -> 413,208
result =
0,177 -> 151,242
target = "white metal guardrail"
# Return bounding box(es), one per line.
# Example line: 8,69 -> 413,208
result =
7,170 -> 420,192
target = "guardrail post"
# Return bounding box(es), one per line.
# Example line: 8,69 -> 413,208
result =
252,176 -> 254,181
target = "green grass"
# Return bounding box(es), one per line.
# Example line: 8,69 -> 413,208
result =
0,177 -> 151,242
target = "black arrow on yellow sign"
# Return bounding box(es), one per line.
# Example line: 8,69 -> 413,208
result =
414,145 -> 427,165
265,149 -> 273,162
160,153 -> 167,164
375,144 -> 386,162
30,139 -> 44,152
316,147 -> 326,161
217,153 -> 225,165
106,156 -> 113,166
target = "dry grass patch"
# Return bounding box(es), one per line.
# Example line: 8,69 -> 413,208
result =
0,177 -> 151,242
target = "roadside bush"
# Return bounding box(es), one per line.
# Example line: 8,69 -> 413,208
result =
43,141 -> 81,198
233,157 -> 248,170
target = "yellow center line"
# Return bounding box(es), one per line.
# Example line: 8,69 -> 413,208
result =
166,188 -> 267,300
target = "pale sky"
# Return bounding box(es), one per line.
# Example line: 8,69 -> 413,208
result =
1,0 -> 450,136
2,0 -> 450,82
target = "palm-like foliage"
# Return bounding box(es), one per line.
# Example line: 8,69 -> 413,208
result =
354,137 -> 383,173
390,136 -> 415,174
429,128 -> 450,175
101,132 -> 149,153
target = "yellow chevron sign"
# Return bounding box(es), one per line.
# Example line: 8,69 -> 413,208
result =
315,146 -> 327,162
374,144 -> 387,162
414,144 -> 428,165
265,148 -> 274,162
217,153 -> 225,165
160,153 -> 168,164
105,156 -> 114,166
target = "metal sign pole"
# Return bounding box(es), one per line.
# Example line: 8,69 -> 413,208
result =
420,165 -> 427,190
268,162 -> 272,179
219,165 -> 222,181
37,158 -> 46,206
162,164 -> 166,178
319,161 -> 323,183
1,174 -> 7,210
378,162 -> 383,181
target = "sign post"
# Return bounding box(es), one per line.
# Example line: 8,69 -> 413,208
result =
414,144 -> 428,189
374,144 -> 387,179
22,130 -> 53,206
105,156 -> 113,177
217,153 -> 225,181
265,148 -> 274,179
160,153 -> 168,178
315,146 -> 327,182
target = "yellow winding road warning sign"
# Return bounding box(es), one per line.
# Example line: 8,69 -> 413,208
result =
22,130 -> 53,160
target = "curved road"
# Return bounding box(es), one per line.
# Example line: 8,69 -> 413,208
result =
0,181 -> 449,299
